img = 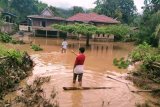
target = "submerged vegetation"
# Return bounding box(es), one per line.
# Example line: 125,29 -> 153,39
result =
113,57 -> 130,69
31,44 -> 43,51
0,45 -> 33,99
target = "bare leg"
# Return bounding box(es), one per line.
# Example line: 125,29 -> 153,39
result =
64,49 -> 66,53
73,79 -> 76,84
79,81 -> 82,87
73,73 -> 77,84
61,48 -> 64,53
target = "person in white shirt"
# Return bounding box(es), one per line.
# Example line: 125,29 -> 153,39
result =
61,39 -> 68,53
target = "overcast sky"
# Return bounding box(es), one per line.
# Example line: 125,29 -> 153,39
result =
39,0 -> 144,13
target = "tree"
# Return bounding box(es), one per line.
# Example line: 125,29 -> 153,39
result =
144,0 -> 160,12
53,23 -> 97,46
10,0 -> 39,22
0,0 -> 10,10
154,24 -> 160,48
72,6 -> 85,15
34,0 -> 48,13
94,0 -> 136,24
53,23 -> 131,45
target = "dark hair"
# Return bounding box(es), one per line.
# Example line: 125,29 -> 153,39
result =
79,47 -> 85,53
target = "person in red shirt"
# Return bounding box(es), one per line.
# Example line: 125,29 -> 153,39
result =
72,47 -> 85,86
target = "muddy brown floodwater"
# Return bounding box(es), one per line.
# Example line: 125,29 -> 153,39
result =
4,36 -> 148,107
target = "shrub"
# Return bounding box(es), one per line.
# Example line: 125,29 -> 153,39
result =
31,44 -> 43,51
0,33 -> 12,43
113,57 -> 130,69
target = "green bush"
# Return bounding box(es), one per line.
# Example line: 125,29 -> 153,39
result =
129,42 -> 160,81
129,42 -> 160,65
113,57 -> 130,69
0,33 -> 12,43
31,44 -> 43,51
0,45 -> 23,64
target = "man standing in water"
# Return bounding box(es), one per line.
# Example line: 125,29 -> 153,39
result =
72,47 -> 85,86
61,39 -> 68,53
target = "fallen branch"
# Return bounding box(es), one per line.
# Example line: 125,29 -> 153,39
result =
131,89 -> 160,93
63,87 -> 113,91
106,75 -> 130,84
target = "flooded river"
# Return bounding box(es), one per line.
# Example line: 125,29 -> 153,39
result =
4,37 -> 147,107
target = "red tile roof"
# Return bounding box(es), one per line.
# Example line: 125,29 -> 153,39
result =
67,13 -> 120,24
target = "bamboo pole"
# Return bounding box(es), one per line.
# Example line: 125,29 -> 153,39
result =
63,87 -> 113,91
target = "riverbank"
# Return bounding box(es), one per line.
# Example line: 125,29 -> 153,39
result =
0,45 -> 33,106
125,43 -> 160,107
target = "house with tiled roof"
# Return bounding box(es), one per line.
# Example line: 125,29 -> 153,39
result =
67,13 -> 119,41
26,7 -> 66,37
67,13 -> 120,26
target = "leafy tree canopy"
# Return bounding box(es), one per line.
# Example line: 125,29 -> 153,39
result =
94,0 -> 136,24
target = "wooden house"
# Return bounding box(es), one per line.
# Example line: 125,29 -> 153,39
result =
27,7 -> 65,37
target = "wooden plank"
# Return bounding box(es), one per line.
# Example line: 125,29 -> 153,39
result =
63,87 -> 113,91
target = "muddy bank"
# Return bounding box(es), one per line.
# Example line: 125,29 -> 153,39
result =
0,49 -> 33,99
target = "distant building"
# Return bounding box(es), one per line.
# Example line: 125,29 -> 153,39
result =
1,12 -> 16,23
0,10 -> 17,33
25,7 -> 65,37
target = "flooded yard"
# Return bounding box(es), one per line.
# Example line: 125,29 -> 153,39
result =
3,37 -> 148,107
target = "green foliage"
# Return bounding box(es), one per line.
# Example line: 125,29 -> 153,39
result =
136,9 -> 160,47
129,42 -> 160,64
113,57 -> 130,69
129,42 -> 160,81
105,25 -> 130,40
0,33 -> 12,43
0,0 -> 9,10
0,0 -> 47,22
7,50 -> 24,64
72,6 -> 85,15
53,23 -> 97,46
53,24 -> 131,40
0,45 -> 23,63
31,44 -> 43,51
94,0 -> 136,24
53,23 -> 131,46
